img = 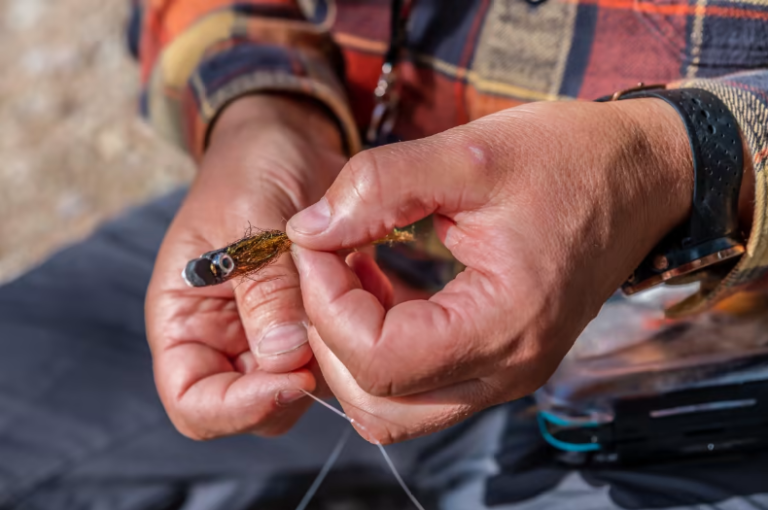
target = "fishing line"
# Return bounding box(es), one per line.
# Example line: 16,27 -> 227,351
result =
299,389 -> 427,510
295,427 -> 351,510
376,442 -> 424,510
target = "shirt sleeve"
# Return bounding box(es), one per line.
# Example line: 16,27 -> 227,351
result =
667,71 -> 768,316
139,0 -> 361,161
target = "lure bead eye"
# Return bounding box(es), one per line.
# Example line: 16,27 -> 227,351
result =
213,253 -> 235,276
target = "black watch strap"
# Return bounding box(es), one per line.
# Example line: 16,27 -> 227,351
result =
605,87 -> 746,294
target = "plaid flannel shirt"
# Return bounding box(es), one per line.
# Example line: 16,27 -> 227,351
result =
138,0 -> 768,313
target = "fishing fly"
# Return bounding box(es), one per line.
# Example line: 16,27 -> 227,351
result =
182,227 -> 414,288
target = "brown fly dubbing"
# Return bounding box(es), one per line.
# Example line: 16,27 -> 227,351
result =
227,229 -> 414,279
224,229 -> 293,280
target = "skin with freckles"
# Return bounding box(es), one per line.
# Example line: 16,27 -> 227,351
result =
285,98 -> 747,445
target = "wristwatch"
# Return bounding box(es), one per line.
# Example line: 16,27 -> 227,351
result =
601,83 -> 746,295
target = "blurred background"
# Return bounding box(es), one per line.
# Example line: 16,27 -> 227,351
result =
0,0 -> 194,283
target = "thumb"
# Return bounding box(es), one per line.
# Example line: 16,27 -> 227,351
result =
286,131 -> 497,250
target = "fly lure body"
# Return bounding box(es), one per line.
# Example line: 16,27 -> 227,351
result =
183,228 -> 414,288
183,230 -> 292,288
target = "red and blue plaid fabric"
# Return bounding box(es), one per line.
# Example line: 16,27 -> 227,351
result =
139,0 -> 768,311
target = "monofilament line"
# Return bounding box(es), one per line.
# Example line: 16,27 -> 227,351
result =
295,427 -> 351,510
375,443 -> 425,510
299,389 -> 426,510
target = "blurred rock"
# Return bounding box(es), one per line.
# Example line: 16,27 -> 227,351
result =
0,0 -> 194,282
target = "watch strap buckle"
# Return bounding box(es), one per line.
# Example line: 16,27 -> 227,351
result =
609,82 -> 666,101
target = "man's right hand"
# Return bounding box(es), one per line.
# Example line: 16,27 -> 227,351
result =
145,95 -> 345,440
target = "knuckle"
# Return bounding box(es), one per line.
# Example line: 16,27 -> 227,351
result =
345,150 -> 385,208
431,127 -> 502,205
168,400 -> 221,441
237,272 -> 301,321
169,416 -> 213,442
373,425 -> 398,446
354,366 -> 395,398
179,429 -> 207,442
458,130 -> 493,174
251,426 -> 290,438
165,392 -> 233,442
248,413 -> 300,438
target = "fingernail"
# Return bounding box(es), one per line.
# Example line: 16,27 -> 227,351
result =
289,244 -> 310,275
277,390 -> 306,406
289,197 -> 331,235
234,351 -> 257,374
257,323 -> 308,357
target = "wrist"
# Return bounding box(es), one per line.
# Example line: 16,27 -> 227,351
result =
607,91 -> 752,296
608,98 -> 694,241
202,93 -> 345,200
191,94 -> 347,225
209,94 -> 344,154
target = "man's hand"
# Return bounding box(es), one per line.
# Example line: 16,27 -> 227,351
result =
146,95 -> 345,439
287,99 -> 695,444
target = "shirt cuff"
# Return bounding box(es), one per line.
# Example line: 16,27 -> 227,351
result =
143,10 -> 361,161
